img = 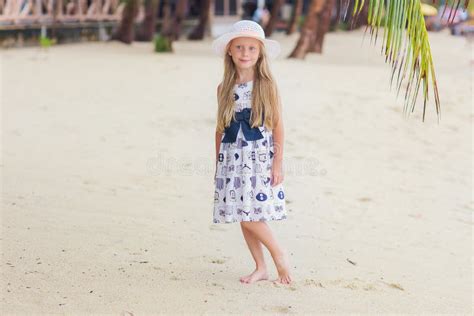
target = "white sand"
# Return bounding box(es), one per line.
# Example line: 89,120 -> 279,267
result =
1,28 -> 472,314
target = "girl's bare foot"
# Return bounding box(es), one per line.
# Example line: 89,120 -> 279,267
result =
239,268 -> 269,284
272,252 -> 292,284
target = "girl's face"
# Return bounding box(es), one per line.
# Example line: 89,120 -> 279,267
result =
228,37 -> 261,70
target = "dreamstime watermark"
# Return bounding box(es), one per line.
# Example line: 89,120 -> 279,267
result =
146,153 -> 327,177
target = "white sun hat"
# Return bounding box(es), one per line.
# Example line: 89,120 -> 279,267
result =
211,20 -> 281,59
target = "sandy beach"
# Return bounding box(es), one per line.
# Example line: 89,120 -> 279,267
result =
1,28 -> 472,314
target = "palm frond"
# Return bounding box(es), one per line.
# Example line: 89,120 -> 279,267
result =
343,0 -> 469,122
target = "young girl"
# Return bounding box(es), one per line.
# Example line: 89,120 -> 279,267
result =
211,20 -> 292,285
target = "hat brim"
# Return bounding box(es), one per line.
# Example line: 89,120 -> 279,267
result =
212,32 -> 281,59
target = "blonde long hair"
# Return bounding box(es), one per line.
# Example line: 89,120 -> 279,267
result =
216,40 -> 281,134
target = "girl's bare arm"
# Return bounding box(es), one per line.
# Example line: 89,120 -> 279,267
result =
272,100 -> 284,164
215,84 -> 223,163
215,130 -> 222,162
270,97 -> 284,186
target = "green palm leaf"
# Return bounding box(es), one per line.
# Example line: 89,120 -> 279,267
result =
348,0 -> 469,122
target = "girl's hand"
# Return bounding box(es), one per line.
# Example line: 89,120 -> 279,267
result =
271,159 -> 284,187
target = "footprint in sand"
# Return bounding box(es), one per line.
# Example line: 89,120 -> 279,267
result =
303,278 -> 405,292
329,278 -> 379,291
303,279 -> 325,288
271,282 -> 298,291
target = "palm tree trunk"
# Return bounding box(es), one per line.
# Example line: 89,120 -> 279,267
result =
136,0 -> 160,41
113,0 -> 140,43
264,0 -> 284,36
188,0 -> 212,40
309,0 -> 335,53
286,0 -> 303,35
159,0 -> 174,50
172,0 -> 188,40
288,0 -> 326,59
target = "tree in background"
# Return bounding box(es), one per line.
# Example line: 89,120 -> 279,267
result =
137,0 -> 161,41
288,0 -> 327,58
172,0 -> 189,40
188,0 -> 212,39
113,0 -> 140,43
265,0 -> 285,36
309,0 -> 336,52
286,0 -> 304,35
157,0 -> 175,50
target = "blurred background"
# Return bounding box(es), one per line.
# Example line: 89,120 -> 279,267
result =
0,0 -> 473,48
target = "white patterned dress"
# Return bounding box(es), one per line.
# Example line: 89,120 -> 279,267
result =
213,80 -> 287,224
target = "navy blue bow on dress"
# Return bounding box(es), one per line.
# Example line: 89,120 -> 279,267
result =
222,108 -> 264,143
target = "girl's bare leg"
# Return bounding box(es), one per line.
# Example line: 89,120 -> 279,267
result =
239,223 -> 269,283
240,221 -> 292,284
